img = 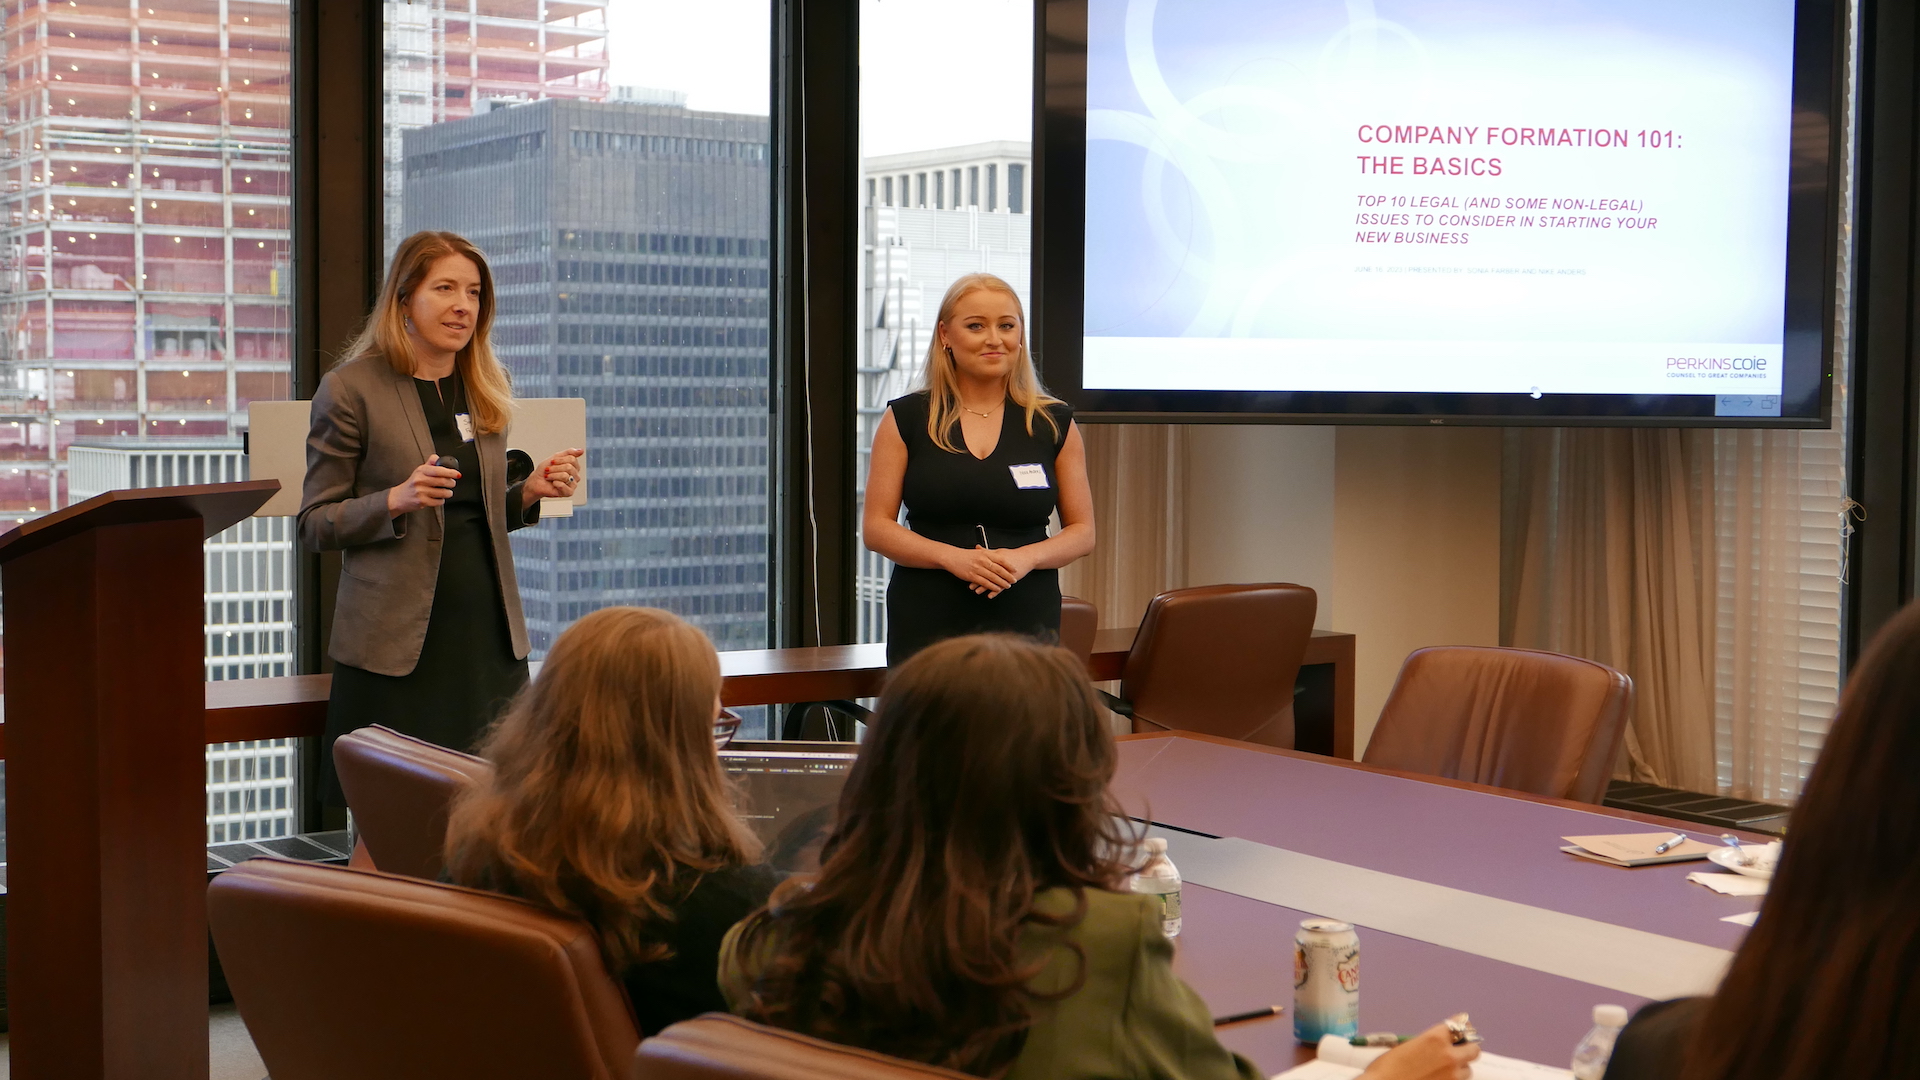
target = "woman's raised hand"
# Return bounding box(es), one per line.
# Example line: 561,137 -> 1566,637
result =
388,454 -> 460,516
943,545 -> 1018,596
523,447 -> 584,506
1358,1023 -> 1481,1080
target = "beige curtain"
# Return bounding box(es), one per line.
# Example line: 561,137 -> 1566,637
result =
1502,429 -> 1720,791
1710,428 -> 1847,801
1059,424 -> 1189,630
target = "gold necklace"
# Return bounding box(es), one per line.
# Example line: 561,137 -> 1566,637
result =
960,399 -> 1004,419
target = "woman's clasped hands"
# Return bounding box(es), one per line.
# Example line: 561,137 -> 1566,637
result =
944,544 -> 1036,597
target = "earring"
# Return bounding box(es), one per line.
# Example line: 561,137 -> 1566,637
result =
405,316 -> 415,333
944,345 -> 954,360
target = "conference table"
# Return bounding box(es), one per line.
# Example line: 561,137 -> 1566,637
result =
1112,733 -> 1768,1074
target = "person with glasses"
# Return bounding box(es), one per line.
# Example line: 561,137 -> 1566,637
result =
444,606 -> 778,1036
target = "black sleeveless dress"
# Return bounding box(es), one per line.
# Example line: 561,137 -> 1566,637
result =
319,372 -> 528,807
884,391 -> 1073,665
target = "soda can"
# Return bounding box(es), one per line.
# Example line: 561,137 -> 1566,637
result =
1293,919 -> 1360,1043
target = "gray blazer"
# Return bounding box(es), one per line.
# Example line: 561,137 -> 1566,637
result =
297,354 -> 538,676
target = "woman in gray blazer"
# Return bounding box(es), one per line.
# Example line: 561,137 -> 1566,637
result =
299,230 -> 582,813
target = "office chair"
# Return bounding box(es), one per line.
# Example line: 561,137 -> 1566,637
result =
333,725 -> 493,880
1362,645 -> 1634,803
209,857 -> 638,1080
1105,583 -> 1318,748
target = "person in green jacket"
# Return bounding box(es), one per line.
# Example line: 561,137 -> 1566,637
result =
718,633 -> 1478,1080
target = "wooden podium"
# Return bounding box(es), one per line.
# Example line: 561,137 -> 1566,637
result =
0,480 -> 277,1079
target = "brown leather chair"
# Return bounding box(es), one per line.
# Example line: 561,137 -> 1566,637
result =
333,724 -> 494,880
1109,583 -> 1317,748
635,1014 -> 969,1079
1361,646 -> 1634,804
1058,594 -> 1098,667
209,857 -> 638,1080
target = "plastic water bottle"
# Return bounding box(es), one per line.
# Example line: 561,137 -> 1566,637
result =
1570,1004 -> 1629,1079
1130,837 -> 1182,938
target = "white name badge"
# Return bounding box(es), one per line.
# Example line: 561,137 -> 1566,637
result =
1009,463 -> 1050,490
455,413 -> 475,443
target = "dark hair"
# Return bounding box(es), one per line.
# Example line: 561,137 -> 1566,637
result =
1683,599 -> 1920,1079
730,634 -> 1138,1076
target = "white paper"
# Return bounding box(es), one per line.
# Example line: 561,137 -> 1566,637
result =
1272,1051 -> 1572,1080
1687,871 -> 1768,897
455,412 -> 475,443
1008,463 -> 1049,489
1721,910 -> 1760,927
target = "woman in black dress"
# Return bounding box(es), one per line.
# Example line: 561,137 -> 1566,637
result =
863,273 -> 1095,664
299,231 -> 582,817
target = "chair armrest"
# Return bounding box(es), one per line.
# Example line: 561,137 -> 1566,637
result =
1097,690 -> 1133,718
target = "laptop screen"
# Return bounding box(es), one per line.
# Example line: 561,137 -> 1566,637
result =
722,746 -> 857,872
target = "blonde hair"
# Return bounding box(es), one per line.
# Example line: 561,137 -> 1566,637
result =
920,273 -> 1061,453
443,607 -> 760,968
343,230 -> 514,435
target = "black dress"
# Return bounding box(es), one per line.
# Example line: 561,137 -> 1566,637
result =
884,391 -> 1073,665
320,373 -> 529,807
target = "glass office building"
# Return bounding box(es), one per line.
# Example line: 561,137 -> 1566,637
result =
399,96 -> 772,655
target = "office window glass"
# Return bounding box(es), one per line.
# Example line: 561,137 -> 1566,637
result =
382,1 -> 774,692
0,0 -> 298,848
856,0 -> 1033,645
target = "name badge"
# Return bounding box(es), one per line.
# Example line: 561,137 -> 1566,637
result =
1009,463 -> 1049,490
455,413 -> 475,443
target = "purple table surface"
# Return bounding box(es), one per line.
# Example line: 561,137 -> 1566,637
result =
1174,882 -> 1628,1074
1114,734 -> 1764,950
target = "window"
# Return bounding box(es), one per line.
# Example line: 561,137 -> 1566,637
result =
855,0 -> 1034,644
1008,163 -> 1024,213
383,0 -> 775,705
916,172 -> 926,207
883,175 -> 893,206
0,0 -> 298,849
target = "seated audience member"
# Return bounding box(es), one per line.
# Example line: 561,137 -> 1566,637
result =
444,606 -> 777,1035
720,633 -> 1477,1080
1602,598 -> 1920,1080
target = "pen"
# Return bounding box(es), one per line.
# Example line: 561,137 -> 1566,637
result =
1653,832 -> 1690,855
1211,1005 -> 1282,1026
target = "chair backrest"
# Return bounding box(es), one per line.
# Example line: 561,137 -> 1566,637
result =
634,1014 -> 971,1080
209,857 -> 638,1080
333,724 -> 494,880
1120,583 -> 1318,747
1361,646 -> 1634,803
1058,594 -> 1098,667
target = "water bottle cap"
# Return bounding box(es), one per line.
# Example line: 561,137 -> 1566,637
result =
1143,837 -> 1168,854
1593,1004 -> 1628,1027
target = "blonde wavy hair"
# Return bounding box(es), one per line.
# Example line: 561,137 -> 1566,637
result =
443,607 -> 761,967
919,273 -> 1061,454
343,230 -> 514,435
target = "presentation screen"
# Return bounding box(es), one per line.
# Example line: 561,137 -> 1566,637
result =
1037,0 -> 1839,424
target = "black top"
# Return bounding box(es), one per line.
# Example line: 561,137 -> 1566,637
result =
616,863 -> 783,1035
471,860 -> 781,1037
892,391 -> 1073,547
1601,997 -> 1704,1080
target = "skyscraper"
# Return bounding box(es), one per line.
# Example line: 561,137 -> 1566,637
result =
401,96 -> 772,656
856,142 -> 1032,643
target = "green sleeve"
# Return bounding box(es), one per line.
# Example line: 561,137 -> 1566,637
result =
1120,902 -> 1266,1080
715,919 -> 756,1014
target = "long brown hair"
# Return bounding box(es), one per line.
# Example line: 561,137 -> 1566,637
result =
1682,598 -> 1920,1079
443,607 -> 759,967
344,229 -> 514,434
920,273 -> 1061,454
731,634 -> 1137,1076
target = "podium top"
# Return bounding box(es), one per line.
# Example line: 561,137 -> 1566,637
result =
0,480 -> 280,566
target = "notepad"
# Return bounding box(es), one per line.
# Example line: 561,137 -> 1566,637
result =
1561,832 -> 1716,867
1270,1039 -> 1573,1080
